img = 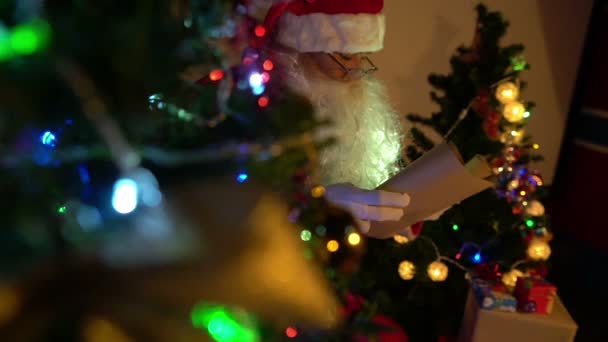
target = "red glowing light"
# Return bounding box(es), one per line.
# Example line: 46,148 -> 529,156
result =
455,253 -> 462,260
286,327 -> 298,338
258,96 -> 270,108
261,72 -> 270,83
263,59 -> 274,71
209,69 -> 224,81
254,25 -> 267,38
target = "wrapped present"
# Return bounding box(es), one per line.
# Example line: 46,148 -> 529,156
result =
514,277 -> 557,314
459,288 -> 578,342
471,278 -> 517,312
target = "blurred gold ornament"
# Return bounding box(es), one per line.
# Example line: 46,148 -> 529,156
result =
398,261 -> 416,280
495,82 -> 520,104
527,239 -> 552,261
393,235 -> 409,244
503,101 -> 526,123
501,269 -> 524,288
525,200 -> 545,216
427,261 -> 449,282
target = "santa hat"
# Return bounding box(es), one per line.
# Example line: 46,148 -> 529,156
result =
264,0 -> 386,54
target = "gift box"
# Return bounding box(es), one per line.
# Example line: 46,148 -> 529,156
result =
514,277 -> 557,314
471,278 -> 517,312
459,288 -> 578,342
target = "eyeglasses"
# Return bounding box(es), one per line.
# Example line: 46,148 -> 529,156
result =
327,53 -> 378,80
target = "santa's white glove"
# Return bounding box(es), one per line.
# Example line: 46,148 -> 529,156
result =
325,183 -> 410,235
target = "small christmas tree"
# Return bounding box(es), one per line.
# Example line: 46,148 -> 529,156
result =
351,4 -> 553,339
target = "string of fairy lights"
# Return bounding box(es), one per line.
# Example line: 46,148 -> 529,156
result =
301,61 -> 552,287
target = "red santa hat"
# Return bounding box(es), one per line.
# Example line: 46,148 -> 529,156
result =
264,0 -> 386,54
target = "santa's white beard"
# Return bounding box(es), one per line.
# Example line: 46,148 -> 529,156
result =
281,54 -> 403,190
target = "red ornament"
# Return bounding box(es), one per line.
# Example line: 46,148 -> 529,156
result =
483,120 -> 500,140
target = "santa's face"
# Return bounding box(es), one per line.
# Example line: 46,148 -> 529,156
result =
279,52 -> 403,190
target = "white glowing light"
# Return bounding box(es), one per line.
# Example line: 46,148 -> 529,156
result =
249,72 -> 264,88
112,178 -> 139,214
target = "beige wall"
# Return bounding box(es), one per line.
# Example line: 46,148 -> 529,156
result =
375,0 -> 594,183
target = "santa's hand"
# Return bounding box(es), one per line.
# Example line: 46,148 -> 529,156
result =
325,183 -> 410,234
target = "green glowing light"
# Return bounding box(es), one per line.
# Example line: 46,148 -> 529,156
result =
57,205 -> 67,214
0,20 -> 51,62
452,224 -> 459,231
526,219 -> 535,228
511,56 -> 528,71
300,229 -> 312,242
191,303 -> 259,342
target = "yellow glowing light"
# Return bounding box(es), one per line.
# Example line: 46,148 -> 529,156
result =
501,269 -> 524,288
347,232 -> 361,246
398,260 -> 416,280
326,240 -> 340,253
520,190 -> 527,196
527,239 -> 551,261
495,82 -> 520,104
311,186 -> 326,198
503,101 -> 526,123
427,261 -> 449,282
393,235 -> 410,244
0,286 -> 19,324
533,143 -> 540,150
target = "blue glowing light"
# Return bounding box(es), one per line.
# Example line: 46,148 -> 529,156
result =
248,72 -> 264,88
40,130 -> 56,146
252,85 -> 265,95
236,173 -> 248,183
111,178 -> 139,214
473,252 -> 482,263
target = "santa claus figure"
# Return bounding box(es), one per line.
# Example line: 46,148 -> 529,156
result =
263,0 -> 421,237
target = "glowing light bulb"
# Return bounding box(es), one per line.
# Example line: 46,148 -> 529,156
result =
526,219 -> 535,228
527,239 -> 551,260
252,85 -> 265,95
236,173 -> 248,183
191,303 -> 259,342
310,186 -> 326,198
285,327 -> 298,338
262,60 -> 274,71
501,269 -> 524,287
495,82 -> 520,104
40,131 -> 57,146
249,72 -> 264,88
209,69 -> 224,81
473,252 -> 482,264
254,25 -> 266,38
427,261 -> 449,282
300,230 -> 312,242
257,96 -> 269,108
393,235 -> 409,244
347,232 -> 361,246
326,240 -> 339,253
111,178 -> 138,214
452,224 -> 460,231
533,143 -> 540,150
503,101 -> 526,123
398,260 -> 416,280
523,111 -> 531,118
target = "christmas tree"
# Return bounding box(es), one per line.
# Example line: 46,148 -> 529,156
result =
347,4 -> 553,340
0,1 -> 554,341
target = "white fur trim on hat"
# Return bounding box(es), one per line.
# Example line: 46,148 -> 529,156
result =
276,12 -> 385,53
